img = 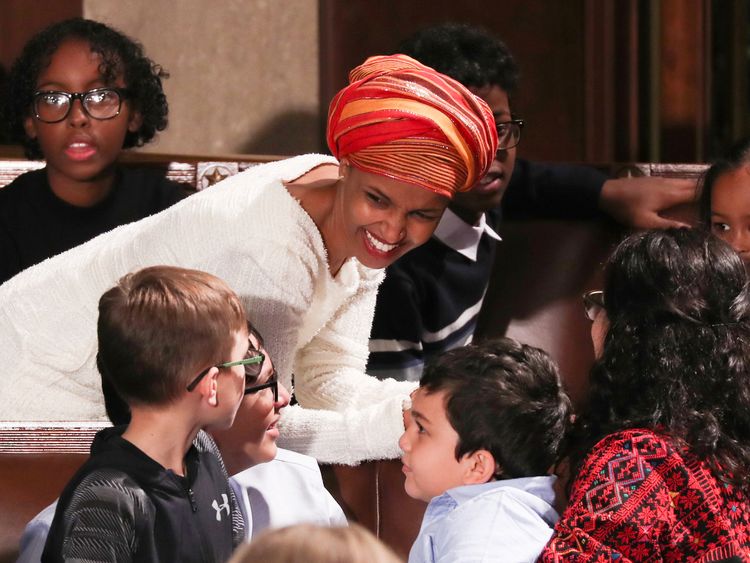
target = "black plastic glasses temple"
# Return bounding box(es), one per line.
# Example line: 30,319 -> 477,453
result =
186,354 -> 265,392
244,378 -> 278,401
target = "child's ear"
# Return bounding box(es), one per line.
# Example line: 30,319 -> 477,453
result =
196,367 -> 220,407
127,110 -> 143,133
461,449 -> 498,485
23,115 -> 38,140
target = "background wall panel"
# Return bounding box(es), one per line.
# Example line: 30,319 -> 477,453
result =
84,0 -> 320,155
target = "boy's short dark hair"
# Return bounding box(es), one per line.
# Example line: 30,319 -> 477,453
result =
97,265 -> 246,408
420,337 -> 571,478
398,22 -> 520,95
5,17 -> 168,158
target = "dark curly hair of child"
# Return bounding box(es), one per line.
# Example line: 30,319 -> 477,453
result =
4,18 -> 168,159
569,227 -> 750,495
398,22 -> 520,95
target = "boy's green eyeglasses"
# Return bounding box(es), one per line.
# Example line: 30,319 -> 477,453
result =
187,347 -> 277,400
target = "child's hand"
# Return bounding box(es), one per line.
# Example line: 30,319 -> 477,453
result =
599,176 -> 696,229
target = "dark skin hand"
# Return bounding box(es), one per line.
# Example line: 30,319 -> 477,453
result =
599,177 -> 697,228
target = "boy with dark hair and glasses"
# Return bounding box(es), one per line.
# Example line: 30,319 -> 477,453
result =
0,18 -> 185,284
41,265 -> 282,562
400,337 -> 572,562
368,22 -> 695,382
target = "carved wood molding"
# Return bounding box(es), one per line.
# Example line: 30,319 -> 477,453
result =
0,154 -> 280,190
0,422 -> 108,454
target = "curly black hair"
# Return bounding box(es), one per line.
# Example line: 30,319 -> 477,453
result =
397,22 -> 520,95
420,337 -> 572,479
3,18 -> 168,159
698,137 -> 750,229
569,228 -> 750,495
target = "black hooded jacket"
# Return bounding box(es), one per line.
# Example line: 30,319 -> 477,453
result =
42,426 -> 244,562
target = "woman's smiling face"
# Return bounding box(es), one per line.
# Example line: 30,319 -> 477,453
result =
329,164 -> 449,270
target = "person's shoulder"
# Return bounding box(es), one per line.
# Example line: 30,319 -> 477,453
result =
381,238 -> 447,285
574,428 -> 679,499
118,166 -> 187,203
389,236 -> 446,271
0,168 -> 46,201
240,447 -> 324,484
589,428 -> 674,460
271,447 -> 322,474
451,477 -> 555,510
67,466 -> 149,512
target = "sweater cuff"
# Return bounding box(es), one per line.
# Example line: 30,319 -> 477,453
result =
276,392 -> 411,466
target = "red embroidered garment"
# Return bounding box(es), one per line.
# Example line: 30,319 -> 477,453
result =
540,429 -> 750,562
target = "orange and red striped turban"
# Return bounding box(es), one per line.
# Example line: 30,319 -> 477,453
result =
327,54 -> 498,199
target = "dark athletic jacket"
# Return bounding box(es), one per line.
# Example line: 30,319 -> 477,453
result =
42,426 -> 244,563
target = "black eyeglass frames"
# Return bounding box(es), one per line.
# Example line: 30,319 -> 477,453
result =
496,118 -> 524,150
582,290 -> 605,321
32,87 -> 130,123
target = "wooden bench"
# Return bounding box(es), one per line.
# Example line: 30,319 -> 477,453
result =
0,156 -> 707,561
0,151 -> 279,191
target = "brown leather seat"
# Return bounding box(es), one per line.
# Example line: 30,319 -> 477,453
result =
476,218 -> 623,407
0,454 -> 86,563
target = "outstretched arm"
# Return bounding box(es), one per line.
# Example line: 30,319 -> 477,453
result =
598,176 -> 696,229
278,267 -> 416,465
502,159 -> 697,228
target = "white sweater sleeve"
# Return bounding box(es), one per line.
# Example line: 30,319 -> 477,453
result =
278,267 -> 417,465
0,154 -> 333,421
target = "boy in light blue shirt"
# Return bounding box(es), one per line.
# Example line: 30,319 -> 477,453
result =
400,337 -> 572,563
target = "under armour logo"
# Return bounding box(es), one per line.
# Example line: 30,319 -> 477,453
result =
212,494 -> 230,521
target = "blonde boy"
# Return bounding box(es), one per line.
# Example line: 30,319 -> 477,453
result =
43,266 -> 249,562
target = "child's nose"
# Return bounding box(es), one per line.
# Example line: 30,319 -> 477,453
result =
276,381 -> 291,409
67,99 -> 90,127
398,431 -> 410,452
729,230 -> 750,255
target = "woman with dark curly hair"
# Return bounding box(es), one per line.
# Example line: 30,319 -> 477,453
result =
0,18 -> 183,284
541,228 -> 750,561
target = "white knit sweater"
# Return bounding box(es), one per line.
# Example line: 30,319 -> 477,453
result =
0,154 -> 416,464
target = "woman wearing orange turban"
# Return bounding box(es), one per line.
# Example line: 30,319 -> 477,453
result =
0,55 -> 496,465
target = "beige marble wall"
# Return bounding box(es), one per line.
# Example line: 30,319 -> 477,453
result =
84,0 -> 320,156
